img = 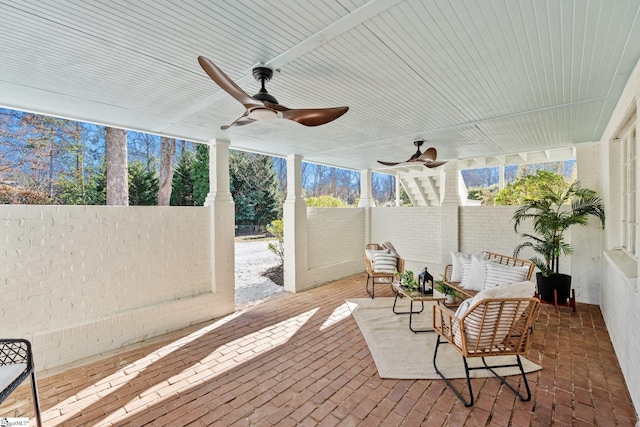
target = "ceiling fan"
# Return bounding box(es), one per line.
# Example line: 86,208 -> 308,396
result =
377,140 -> 447,168
198,56 -> 349,130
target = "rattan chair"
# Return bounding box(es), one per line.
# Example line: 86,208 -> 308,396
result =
432,297 -> 540,407
364,243 -> 404,298
0,339 -> 42,426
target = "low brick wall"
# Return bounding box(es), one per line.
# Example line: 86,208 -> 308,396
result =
0,205 -> 233,371
304,208 -> 364,287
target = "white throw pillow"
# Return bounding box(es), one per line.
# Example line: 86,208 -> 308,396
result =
381,241 -> 398,254
483,262 -> 530,290
450,251 -> 469,282
365,248 -> 387,262
373,252 -> 397,273
459,257 -> 471,287
461,253 -> 486,291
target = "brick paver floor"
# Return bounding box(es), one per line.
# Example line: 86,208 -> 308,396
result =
2,273 -> 638,426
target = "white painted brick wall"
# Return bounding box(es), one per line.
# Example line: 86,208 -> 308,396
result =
598,55 -> 640,415
303,208 -> 364,289
602,262 -> 640,417
0,205 -> 231,371
370,207 -> 442,273
459,206 -> 529,255
307,208 -> 364,269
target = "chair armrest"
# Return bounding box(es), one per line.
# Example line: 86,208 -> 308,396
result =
432,304 -> 461,350
443,264 -> 453,282
364,255 -> 374,275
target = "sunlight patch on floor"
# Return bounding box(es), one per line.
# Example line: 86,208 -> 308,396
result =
41,309 -> 244,424
320,302 -> 352,330
44,306 -> 319,425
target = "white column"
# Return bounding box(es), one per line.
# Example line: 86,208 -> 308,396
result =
440,161 -> 461,263
358,169 -> 376,208
283,154 -> 308,293
499,164 -> 505,189
573,144 -> 604,304
395,175 -> 401,207
204,140 -> 235,312
358,169 -> 376,246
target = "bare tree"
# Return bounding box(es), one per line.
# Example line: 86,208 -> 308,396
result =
128,131 -> 158,172
157,136 -> 176,206
106,126 -> 128,205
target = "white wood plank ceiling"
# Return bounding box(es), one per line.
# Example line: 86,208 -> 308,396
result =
1,0 -> 639,171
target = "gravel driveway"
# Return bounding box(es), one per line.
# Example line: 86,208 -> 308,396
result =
235,239 -> 285,305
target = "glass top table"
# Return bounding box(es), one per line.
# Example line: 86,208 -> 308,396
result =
391,282 -> 447,333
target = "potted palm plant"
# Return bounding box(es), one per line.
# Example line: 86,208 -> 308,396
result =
512,181 -> 605,304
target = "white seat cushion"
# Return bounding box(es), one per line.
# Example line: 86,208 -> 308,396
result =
453,281 -> 536,348
456,281 -> 536,319
0,363 -> 27,393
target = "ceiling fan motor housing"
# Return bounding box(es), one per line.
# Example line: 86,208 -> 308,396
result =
411,140 -> 424,159
251,66 -> 279,104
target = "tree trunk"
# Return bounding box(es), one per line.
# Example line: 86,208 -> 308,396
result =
106,126 -> 128,206
158,137 -> 176,206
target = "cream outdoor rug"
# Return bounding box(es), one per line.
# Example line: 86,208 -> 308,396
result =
346,297 -> 542,379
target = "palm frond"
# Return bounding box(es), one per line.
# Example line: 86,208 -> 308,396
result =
511,179 -> 605,275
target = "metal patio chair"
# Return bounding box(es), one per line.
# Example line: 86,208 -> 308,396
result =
0,339 -> 43,426
432,297 -> 540,407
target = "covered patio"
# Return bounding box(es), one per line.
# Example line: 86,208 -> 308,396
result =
2,275 -> 636,426
2,1 -> 640,425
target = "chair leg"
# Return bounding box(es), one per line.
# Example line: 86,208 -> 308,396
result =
366,275 -> 374,298
433,335 -> 475,407
434,338 -> 532,406
30,370 -> 43,427
481,355 -> 532,402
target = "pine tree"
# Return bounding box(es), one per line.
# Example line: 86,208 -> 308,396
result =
170,149 -> 196,206
128,161 -> 158,205
230,151 -> 283,227
191,144 -> 209,205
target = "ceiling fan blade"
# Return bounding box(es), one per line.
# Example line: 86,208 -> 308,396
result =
281,106 -> 349,126
417,147 -> 437,162
423,160 -> 447,168
198,56 -> 263,109
221,113 -> 256,130
377,160 -> 401,166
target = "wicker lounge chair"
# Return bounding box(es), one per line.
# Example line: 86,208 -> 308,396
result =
432,297 -> 540,407
0,339 -> 42,426
364,243 -> 404,298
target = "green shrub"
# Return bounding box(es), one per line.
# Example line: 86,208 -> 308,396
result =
266,219 -> 284,265
305,195 -> 347,207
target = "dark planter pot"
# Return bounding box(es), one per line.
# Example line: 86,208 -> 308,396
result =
536,272 -> 572,304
